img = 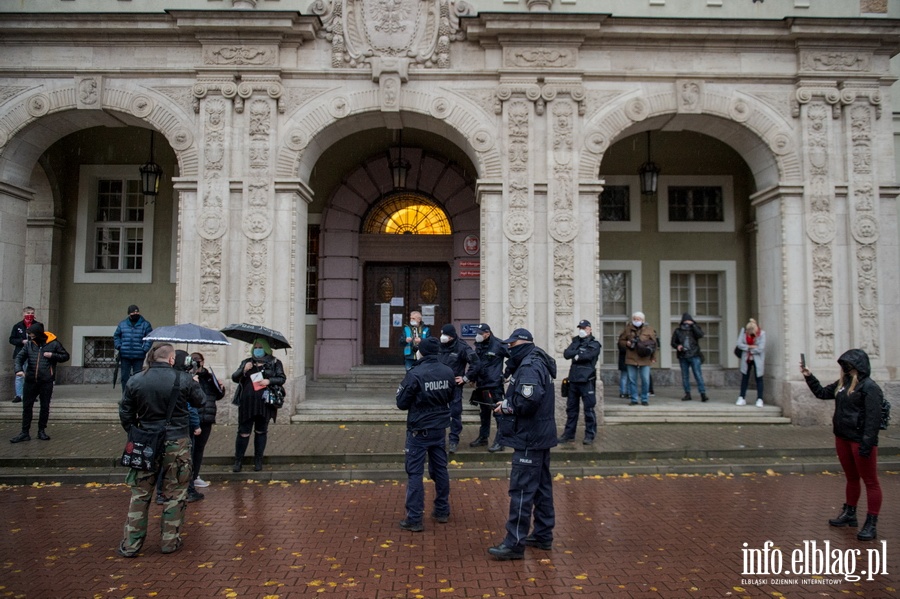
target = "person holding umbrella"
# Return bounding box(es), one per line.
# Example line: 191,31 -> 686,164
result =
230,337 -> 285,472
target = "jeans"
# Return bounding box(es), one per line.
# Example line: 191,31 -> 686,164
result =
15,372 -> 24,398
404,428 -> 450,523
119,357 -> 145,397
679,356 -> 706,395
626,365 -> 651,403
618,370 -> 629,395
404,358 -> 415,371
739,361 -> 764,399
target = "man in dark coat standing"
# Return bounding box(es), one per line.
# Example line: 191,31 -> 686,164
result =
488,328 -> 557,560
113,304 -> 153,397
117,343 -> 203,557
8,306 -> 40,403
670,312 -> 708,402
560,319 -> 601,445
468,323 -> 510,452
10,322 -> 69,443
437,323 -> 480,454
396,336 -> 455,532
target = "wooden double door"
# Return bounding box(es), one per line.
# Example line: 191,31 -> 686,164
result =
363,262 -> 450,365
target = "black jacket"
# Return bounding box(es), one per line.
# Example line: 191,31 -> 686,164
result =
563,335 -> 601,383
14,330 -> 69,384
119,362 -> 204,440
499,344 -> 557,451
670,313 -> 704,360
9,319 -> 42,360
804,349 -> 882,453
232,355 -> 286,423
195,368 -> 225,424
396,355 -> 455,431
438,337 -> 480,382
473,334 -> 510,389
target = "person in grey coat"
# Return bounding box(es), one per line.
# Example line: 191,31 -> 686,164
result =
735,318 -> 766,407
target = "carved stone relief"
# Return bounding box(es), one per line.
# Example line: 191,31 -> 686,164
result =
75,76 -> 102,109
504,47 -> 576,69
198,98 -> 230,315
676,80 -> 703,114
312,0 -> 472,70
204,45 -> 276,66
549,99 -> 578,352
200,238 -> 222,315
800,51 -> 871,73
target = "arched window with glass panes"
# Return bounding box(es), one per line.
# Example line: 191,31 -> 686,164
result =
362,193 -> 452,235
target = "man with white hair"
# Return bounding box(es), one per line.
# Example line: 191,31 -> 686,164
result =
617,312 -> 658,406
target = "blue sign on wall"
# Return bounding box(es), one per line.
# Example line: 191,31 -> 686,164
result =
460,323 -> 479,338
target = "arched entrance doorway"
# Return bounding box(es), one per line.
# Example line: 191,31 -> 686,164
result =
312,131 -> 478,377
361,192 -> 452,365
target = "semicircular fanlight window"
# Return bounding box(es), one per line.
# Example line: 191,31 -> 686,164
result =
363,193 -> 452,235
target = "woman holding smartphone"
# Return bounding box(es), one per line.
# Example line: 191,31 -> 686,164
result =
801,349 -> 883,541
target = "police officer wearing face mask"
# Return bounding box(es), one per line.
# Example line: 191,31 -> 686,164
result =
396,336 -> 455,532
559,320 -> 601,445
488,328 -> 558,561
437,324 -> 481,454
468,323 -> 510,452
113,305 -> 153,398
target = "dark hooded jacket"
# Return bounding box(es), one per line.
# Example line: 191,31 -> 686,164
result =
14,323 -> 69,384
119,361 -> 204,440
804,349 -> 883,454
670,312 -> 704,360
396,354 -> 455,431
498,343 -> 558,451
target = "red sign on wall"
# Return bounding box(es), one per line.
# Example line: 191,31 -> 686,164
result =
458,260 -> 480,278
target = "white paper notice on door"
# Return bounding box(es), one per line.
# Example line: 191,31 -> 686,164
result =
380,303 -> 391,347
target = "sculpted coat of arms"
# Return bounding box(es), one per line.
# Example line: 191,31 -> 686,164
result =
311,0 -> 472,69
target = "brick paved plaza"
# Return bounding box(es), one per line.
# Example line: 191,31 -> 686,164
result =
1,472 -> 897,598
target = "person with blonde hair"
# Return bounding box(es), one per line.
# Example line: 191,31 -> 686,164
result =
735,318 -> 766,407
801,349 -> 884,541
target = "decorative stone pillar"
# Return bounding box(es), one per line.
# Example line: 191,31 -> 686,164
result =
0,181 -> 32,382
477,181 -> 504,328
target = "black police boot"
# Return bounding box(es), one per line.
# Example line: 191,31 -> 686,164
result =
524,535 -> 552,550
469,436 -> 488,447
253,433 -> 267,471
233,435 -> 250,472
681,394 -> 692,401
38,429 -> 50,441
488,441 -> 504,452
399,519 -> 423,532
701,393 -> 710,402
10,431 -> 30,443
857,514 -> 878,541
447,441 -> 458,454
828,503 -> 858,527
12,396 -> 22,403
487,543 -> 524,560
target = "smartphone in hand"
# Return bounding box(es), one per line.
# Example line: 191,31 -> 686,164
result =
800,353 -> 806,369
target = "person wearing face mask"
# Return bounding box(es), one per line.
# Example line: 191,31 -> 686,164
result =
801,349 -> 884,542
487,328 -> 557,560
230,337 -> 286,472
10,322 -> 69,443
468,323 -> 510,452
670,313 -> 709,402
617,311 -> 657,406
400,311 -> 430,371
559,320 -> 601,445
113,305 -> 154,398
9,306 -> 41,404
396,336 -> 455,532
437,324 -> 481,454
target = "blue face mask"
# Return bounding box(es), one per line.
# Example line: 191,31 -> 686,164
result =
252,348 -> 266,359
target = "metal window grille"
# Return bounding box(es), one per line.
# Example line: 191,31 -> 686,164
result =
306,224 -> 320,314
83,336 -> 117,368
599,185 -> 630,222
668,186 -> 723,222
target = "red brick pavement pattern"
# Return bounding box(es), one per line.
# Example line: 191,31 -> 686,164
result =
0,473 -> 897,599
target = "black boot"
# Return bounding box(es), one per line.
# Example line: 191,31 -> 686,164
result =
857,514 -> 878,541
681,394 -> 692,401
253,433 -> 267,471
828,503 -> 857,527
233,435 -> 250,472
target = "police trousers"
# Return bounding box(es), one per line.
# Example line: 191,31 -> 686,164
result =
404,428 -> 450,523
504,447 -> 555,550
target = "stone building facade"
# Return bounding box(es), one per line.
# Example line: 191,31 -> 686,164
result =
0,0 -> 898,424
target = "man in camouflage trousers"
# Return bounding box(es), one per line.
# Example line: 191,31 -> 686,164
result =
118,343 -> 203,557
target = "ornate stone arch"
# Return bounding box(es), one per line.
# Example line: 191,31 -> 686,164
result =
579,85 -> 801,190
275,85 -> 502,182
0,79 -> 198,189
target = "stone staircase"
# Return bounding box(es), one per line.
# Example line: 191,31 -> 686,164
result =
0,366 -> 791,425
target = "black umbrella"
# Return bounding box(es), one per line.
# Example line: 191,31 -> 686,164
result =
143,323 -> 231,346
220,323 -> 291,350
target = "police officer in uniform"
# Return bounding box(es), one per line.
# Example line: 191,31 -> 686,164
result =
559,319 -> 601,445
396,336 -> 455,532
437,324 -> 481,454
488,328 -> 558,560
468,323 -> 510,452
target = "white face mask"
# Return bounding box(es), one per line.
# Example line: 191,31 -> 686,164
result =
475,334 -> 485,343
410,321 -> 419,327
632,320 -> 643,327
440,335 -> 450,344
577,329 -> 588,338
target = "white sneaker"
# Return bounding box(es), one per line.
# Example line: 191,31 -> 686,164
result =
193,478 -> 210,488
736,397 -> 746,406
755,398 -> 764,408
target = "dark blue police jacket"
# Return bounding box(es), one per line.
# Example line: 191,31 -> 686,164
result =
396,355 -> 455,431
438,338 -> 480,381
501,345 -> 557,451
474,335 -> 510,389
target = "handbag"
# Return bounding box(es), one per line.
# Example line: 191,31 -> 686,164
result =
120,372 -> 180,471
880,397 -> 891,430
733,346 -> 743,359
264,385 -> 285,408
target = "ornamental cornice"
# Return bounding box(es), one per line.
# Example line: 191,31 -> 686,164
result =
192,74 -> 285,113
792,79 -> 882,119
495,79 -> 585,116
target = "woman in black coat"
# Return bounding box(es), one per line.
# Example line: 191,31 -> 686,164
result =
801,348 -> 883,541
231,338 -> 285,472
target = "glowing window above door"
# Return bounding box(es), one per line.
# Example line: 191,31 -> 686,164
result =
363,193 -> 452,235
